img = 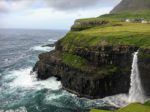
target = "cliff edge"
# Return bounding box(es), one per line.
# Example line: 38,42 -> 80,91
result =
33,12 -> 150,98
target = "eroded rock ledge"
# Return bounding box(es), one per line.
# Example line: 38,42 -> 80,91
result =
33,45 -> 139,99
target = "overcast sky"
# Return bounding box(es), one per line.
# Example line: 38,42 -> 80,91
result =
0,0 -> 121,30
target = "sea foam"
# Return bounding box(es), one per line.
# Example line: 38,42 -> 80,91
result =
48,39 -> 57,42
31,46 -> 55,52
6,67 -> 62,90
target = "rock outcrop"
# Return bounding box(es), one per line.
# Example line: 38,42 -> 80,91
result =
33,45 -> 138,98
71,19 -> 108,31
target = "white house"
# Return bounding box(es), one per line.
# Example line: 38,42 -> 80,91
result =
125,19 -> 131,22
141,20 -> 148,24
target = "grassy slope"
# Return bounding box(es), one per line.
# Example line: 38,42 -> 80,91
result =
71,11 -> 150,31
61,12 -> 150,52
91,102 -> 150,112
91,109 -> 111,112
60,12 -> 150,74
101,10 -> 150,20
62,22 -> 150,52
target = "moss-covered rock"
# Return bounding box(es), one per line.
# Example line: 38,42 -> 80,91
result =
71,18 -> 109,31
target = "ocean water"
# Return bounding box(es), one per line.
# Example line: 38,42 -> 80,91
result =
0,29 -> 129,112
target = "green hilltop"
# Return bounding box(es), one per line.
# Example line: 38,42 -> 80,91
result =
59,12 -> 150,53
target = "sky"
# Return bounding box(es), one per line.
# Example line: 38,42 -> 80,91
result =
0,0 -> 121,30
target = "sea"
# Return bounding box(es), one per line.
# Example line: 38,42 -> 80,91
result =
0,29 -> 129,112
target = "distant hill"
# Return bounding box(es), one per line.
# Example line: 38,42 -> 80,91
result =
111,0 -> 150,13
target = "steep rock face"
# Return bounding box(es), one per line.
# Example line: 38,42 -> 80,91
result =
111,0 -> 150,13
138,49 -> 150,97
33,46 -> 138,98
71,19 -> 108,31
74,46 -> 137,67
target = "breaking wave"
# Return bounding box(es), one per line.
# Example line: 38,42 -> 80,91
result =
31,46 -> 55,52
5,67 -> 62,90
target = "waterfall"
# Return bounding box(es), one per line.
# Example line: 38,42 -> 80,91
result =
128,51 -> 146,103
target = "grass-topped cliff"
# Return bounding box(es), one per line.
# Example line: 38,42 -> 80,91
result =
59,12 -> 150,53
33,0 -> 150,111
34,6 -> 150,103
55,12 -> 150,77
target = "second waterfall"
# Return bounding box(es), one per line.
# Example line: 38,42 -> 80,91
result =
128,51 -> 146,103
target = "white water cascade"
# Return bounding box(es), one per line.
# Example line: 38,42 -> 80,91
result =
128,51 -> 146,103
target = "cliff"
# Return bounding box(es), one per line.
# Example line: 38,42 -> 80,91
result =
139,48 -> 150,97
33,13 -> 150,99
111,0 -> 150,13
34,46 -> 137,98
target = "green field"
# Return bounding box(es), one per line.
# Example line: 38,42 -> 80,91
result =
91,101 -> 150,112
62,22 -> 150,52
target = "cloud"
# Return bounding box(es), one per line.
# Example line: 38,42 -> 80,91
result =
45,0 -> 99,10
0,0 -> 121,29
45,0 -> 121,10
0,0 -> 35,12
0,1 -> 9,12
0,0 -> 121,12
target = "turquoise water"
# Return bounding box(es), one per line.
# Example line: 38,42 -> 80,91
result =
0,29 -> 128,112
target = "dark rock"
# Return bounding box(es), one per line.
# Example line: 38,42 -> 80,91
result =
71,20 -> 109,31
74,46 -> 138,67
33,45 -> 138,99
138,48 -> 150,97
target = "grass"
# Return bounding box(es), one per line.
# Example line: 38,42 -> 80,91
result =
100,10 -> 150,20
71,11 -> 150,31
91,102 -> 150,112
117,103 -> 150,112
67,12 -> 150,51
91,109 -> 111,112
62,53 -> 120,78
61,22 -> 150,52
62,53 -> 88,70
144,100 -> 150,106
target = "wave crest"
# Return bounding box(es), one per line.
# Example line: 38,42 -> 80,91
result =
5,67 -> 62,90
31,46 -> 55,52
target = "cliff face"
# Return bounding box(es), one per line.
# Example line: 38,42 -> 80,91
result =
139,49 -> 150,97
33,45 -> 138,98
111,0 -> 150,13
33,12 -> 150,99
